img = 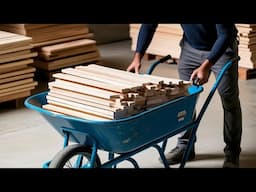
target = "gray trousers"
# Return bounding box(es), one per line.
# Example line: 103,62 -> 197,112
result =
177,39 -> 242,156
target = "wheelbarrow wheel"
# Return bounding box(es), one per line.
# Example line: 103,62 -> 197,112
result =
49,144 -> 101,168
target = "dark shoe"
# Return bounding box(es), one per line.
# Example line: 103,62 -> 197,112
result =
223,155 -> 239,168
161,146 -> 195,165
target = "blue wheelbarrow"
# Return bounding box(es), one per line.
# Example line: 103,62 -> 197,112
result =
24,55 -> 239,168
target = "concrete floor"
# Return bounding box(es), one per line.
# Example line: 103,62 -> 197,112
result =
1,40 -> 256,168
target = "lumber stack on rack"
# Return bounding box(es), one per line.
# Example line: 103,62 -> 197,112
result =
43,64 -> 191,120
236,24 -> 256,80
0,30 -> 38,103
0,24 -> 101,81
129,24 -> 183,61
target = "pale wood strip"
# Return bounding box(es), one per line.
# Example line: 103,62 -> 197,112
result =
40,39 -> 96,53
49,87 -> 115,107
0,73 -> 34,84
0,78 -> 33,90
73,66 -> 140,87
0,49 -> 31,59
43,104 -> 109,121
49,80 -> 119,100
0,66 -> 35,79
47,93 -> 121,112
33,33 -> 94,47
46,98 -> 116,119
0,52 -> 37,63
0,59 -> 33,70
0,86 -> 35,97
0,90 -> 31,103
53,73 -> 128,93
0,81 -> 37,94
0,45 -> 33,55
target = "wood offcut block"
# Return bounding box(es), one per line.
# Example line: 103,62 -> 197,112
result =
238,67 -> 256,80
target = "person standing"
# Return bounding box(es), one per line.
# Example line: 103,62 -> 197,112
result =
127,24 -> 242,168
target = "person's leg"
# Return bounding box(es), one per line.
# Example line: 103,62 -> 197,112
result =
210,40 -> 242,168
164,40 -> 203,165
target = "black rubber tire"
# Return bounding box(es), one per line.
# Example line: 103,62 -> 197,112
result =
49,144 -> 101,168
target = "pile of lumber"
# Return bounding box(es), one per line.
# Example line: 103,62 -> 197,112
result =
0,30 -> 38,103
0,24 -> 100,80
235,24 -> 256,79
129,24 -> 183,59
43,64 -> 191,121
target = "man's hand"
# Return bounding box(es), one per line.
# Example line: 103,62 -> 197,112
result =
190,59 -> 212,85
126,52 -> 142,74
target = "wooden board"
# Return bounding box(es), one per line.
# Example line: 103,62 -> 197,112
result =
0,52 -> 37,63
0,59 -> 34,74
32,33 -> 94,47
43,104 -> 109,121
0,73 -> 34,84
0,90 -> 31,103
0,81 -> 37,94
0,44 -> 33,55
0,66 -> 35,79
34,51 -> 100,71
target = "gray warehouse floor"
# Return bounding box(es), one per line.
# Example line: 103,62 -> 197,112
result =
1,40 -> 256,168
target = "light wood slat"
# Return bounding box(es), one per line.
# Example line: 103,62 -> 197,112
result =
0,90 -> 31,103
0,31 -> 32,49
47,93 -> 121,112
0,59 -> 33,70
53,72 -> 129,93
0,52 -> 37,64
72,67 -> 141,87
0,78 -> 33,90
0,45 -> 33,55
0,73 -> 34,84
46,97 -> 124,119
0,67 -> 35,79
40,39 -> 96,53
49,87 -> 115,107
0,81 -> 37,94
49,80 -> 119,100
43,104 -> 109,121
0,86 -> 35,97
33,33 -> 94,47
34,51 -> 100,71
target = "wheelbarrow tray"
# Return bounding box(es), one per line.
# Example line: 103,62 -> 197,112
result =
25,85 -> 203,154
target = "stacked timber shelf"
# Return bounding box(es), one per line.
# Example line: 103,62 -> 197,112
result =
44,64 -> 191,120
236,24 -> 256,80
0,30 -> 38,105
129,24 -> 183,62
0,24 -> 100,81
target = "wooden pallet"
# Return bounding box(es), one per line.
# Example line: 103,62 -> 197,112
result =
238,67 -> 256,80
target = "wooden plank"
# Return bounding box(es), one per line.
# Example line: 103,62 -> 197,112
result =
0,52 -> 37,63
49,80 -> 119,100
46,97 -> 125,119
0,81 -> 37,94
0,73 -> 34,84
0,86 -> 35,97
0,30 -> 32,49
38,44 -> 97,61
33,33 -> 94,47
0,44 -> 33,55
0,78 -> 33,90
0,90 -> 31,103
49,87 -> 115,107
0,66 -> 35,79
43,104 -> 109,121
47,93 -> 122,112
34,51 -> 100,71
53,72 -> 129,93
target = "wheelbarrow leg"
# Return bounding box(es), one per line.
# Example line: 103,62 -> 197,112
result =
153,144 -> 170,168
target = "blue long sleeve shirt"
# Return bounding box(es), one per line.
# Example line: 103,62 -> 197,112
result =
135,24 -> 238,64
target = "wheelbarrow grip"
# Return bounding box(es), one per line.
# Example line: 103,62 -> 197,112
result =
146,54 -> 172,74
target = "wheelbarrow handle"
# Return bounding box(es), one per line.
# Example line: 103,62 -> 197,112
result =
146,54 -> 172,74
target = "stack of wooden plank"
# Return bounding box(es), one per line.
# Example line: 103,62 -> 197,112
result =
0,30 -> 38,103
0,24 -> 101,80
129,24 -> 183,60
0,24 -> 93,46
43,64 -> 191,121
236,24 -> 256,79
